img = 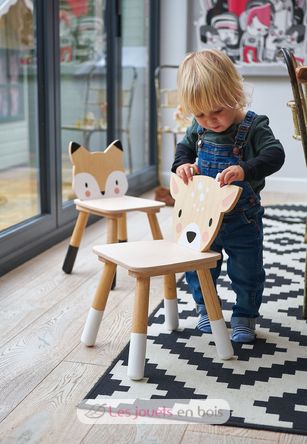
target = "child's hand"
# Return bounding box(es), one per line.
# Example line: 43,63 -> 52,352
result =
176,163 -> 198,185
218,165 -> 245,187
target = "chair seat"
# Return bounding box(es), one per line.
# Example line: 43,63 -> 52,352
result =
93,240 -> 221,276
75,195 -> 165,215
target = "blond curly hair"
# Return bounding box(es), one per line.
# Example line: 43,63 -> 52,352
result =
177,49 -> 247,117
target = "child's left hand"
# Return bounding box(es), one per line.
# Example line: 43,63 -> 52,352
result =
218,165 -> 245,186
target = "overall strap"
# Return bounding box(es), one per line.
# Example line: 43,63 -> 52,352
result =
196,125 -> 205,152
233,110 -> 256,158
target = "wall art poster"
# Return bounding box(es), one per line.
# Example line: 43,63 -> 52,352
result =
195,0 -> 307,65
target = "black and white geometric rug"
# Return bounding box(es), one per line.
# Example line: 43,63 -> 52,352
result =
79,204 -> 307,434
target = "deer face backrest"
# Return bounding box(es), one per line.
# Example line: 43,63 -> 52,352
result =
69,140 -> 128,200
170,173 -> 242,251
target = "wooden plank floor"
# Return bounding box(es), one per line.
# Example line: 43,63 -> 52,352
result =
0,190 -> 306,444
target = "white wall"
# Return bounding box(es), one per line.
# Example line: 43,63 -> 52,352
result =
244,75 -> 307,193
159,0 -> 307,196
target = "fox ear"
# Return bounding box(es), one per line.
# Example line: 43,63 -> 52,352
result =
219,184 -> 242,213
69,141 -> 81,155
113,139 -> 123,151
105,139 -> 123,153
69,142 -> 89,166
170,173 -> 184,199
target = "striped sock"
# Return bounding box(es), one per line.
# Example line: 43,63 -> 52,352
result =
231,317 -> 256,343
197,313 -> 212,333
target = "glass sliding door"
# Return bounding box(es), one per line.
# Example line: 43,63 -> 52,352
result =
0,0 -> 160,277
120,0 -> 150,174
59,0 -> 107,204
0,0 -> 40,232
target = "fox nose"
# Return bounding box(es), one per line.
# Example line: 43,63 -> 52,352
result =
186,231 -> 196,243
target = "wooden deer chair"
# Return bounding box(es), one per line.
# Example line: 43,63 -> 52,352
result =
81,173 -> 242,380
62,140 -> 165,277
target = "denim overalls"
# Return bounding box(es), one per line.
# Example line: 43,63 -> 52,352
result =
186,111 -> 265,319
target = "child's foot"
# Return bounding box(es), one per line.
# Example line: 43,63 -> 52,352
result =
197,313 -> 212,333
231,317 -> 256,343
196,304 -> 212,333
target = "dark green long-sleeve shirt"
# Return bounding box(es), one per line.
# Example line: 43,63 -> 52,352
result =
171,114 -> 285,194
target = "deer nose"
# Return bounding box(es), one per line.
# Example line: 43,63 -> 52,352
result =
101,191 -> 105,195
186,231 -> 196,243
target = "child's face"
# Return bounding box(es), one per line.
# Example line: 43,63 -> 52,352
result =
194,107 -> 242,132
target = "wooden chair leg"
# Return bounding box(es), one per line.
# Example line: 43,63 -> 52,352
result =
197,268 -> 233,360
147,212 -> 163,240
106,218 -> 119,290
127,276 -> 150,380
62,211 -> 89,274
163,274 -> 179,330
118,213 -> 128,242
106,217 -> 118,243
81,261 -> 116,346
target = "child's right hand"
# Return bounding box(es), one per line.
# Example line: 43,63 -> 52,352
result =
176,163 -> 198,185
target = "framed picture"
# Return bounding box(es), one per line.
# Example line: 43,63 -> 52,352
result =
192,0 -> 306,75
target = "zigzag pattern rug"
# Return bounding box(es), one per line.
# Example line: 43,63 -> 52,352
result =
80,204 -> 307,434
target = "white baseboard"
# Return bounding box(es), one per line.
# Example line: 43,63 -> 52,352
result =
265,177 -> 307,195
160,172 -> 307,196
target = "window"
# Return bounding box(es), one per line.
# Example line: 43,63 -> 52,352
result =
0,0 -> 33,122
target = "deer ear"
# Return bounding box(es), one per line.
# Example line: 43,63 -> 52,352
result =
170,173 -> 184,199
219,184 -> 242,213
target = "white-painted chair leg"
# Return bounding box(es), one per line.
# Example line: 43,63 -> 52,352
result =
164,298 -> 179,331
81,307 -> 104,346
81,261 -> 116,346
127,332 -> 147,380
211,319 -> 234,360
196,268 -> 233,360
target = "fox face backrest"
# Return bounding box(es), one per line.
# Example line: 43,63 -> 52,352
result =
170,173 -> 242,251
69,140 -> 128,200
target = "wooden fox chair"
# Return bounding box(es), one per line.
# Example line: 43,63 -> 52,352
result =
62,140 -> 165,276
81,173 -> 242,380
